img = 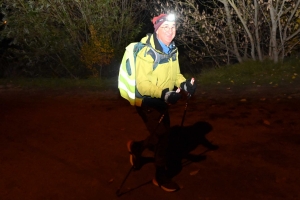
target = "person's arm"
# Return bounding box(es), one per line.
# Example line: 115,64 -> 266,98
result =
135,50 -> 162,98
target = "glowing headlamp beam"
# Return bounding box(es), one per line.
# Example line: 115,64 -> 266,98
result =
166,14 -> 175,22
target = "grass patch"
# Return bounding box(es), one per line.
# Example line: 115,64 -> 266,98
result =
0,77 -> 118,91
194,58 -> 299,88
1,58 -> 299,90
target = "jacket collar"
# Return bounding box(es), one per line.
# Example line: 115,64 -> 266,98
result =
151,32 -> 176,55
153,32 -> 164,52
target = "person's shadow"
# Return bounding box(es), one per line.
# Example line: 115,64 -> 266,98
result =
116,121 -> 218,197
166,121 -> 218,178
138,121 -> 218,175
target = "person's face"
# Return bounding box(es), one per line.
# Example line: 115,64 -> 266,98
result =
156,21 -> 176,46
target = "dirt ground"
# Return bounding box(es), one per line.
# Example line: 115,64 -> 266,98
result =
0,84 -> 300,200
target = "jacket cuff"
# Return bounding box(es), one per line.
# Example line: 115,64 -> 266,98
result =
161,88 -> 169,99
180,81 -> 186,89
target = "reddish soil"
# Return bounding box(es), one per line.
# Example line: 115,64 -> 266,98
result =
1,85 -> 300,200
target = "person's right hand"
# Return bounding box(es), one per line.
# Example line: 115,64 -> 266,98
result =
161,88 -> 181,104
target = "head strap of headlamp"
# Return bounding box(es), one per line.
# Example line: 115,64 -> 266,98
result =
155,14 -> 175,24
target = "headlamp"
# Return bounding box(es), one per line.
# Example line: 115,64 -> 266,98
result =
155,13 -> 176,24
166,14 -> 175,22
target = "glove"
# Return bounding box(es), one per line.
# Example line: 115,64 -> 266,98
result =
161,88 -> 181,104
180,78 -> 196,95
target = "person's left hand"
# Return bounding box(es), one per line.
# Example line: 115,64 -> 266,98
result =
180,78 -> 196,95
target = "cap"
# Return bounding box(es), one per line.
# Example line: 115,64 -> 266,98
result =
152,13 -> 175,32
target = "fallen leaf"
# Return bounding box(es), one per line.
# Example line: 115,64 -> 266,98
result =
190,170 -> 199,176
108,178 -> 114,183
240,99 -> 247,102
263,120 -> 270,125
260,98 -> 266,101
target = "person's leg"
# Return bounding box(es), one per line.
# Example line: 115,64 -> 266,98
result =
127,102 -> 164,170
135,98 -> 179,192
135,104 -> 169,152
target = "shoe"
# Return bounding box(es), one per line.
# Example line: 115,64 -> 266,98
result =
152,177 -> 180,192
127,140 -> 142,170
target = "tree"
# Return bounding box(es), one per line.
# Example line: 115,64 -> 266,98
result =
0,0 -> 145,77
146,0 -> 300,66
80,25 -> 114,78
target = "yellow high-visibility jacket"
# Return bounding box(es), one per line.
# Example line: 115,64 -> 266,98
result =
135,33 -> 186,107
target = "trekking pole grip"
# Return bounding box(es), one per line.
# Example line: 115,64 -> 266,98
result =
187,77 -> 195,98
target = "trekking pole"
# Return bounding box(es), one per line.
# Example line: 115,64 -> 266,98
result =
116,166 -> 134,197
180,78 -> 195,127
180,94 -> 191,127
156,112 -> 165,128
116,109 -> 166,197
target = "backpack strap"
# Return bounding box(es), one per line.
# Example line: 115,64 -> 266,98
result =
146,33 -> 151,45
147,48 -> 177,70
